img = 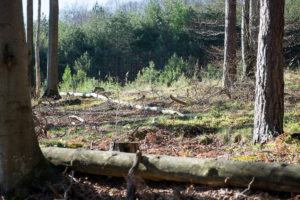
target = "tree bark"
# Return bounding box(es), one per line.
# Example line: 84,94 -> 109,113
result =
0,0 -> 44,194
222,0 -> 237,91
241,0 -> 253,77
42,147 -> 300,193
253,0 -> 285,144
27,0 -> 34,96
35,0 -> 41,98
43,0 -> 61,99
249,0 -> 260,71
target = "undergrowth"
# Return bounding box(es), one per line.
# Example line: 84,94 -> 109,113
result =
38,60 -> 300,163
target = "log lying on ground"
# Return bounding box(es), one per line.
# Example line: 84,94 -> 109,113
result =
42,147 -> 300,193
59,92 -> 197,119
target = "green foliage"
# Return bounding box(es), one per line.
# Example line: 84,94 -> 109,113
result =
285,0 -> 300,21
201,64 -> 221,80
60,65 -> 97,93
36,0 -> 230,85
197,0 -> 225,22
60,65 -> 73,91
135,61 -> 160,85
164,0 -> 188,34
74,51 -> 91,73
159,53 -> 188,84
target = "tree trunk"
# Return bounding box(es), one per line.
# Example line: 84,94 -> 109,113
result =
42,147 -> 300,193
241,0 -> 253,77
27,0 -> 34,96
0,0 -> 44,194
249,0 -> 260,70
253,0 -> 285,144
43,0 -> 61,99
222,0 -> 237,91
35,0 -> 41,98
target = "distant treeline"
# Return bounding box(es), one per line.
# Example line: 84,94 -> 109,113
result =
35,0 -> 300,83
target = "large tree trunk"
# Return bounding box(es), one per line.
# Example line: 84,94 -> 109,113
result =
42,148 -> 300,193
249,0 -> 260,70
43,0 -> 61,99
27,0 -> 34,96
253,0 -> 285,144
0,0 -> 44,194
241,0 -> 253,77
222,0 -> 237,91
35,0 -> 41,98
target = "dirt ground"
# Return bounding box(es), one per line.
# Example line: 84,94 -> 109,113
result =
31,76 -> 300,199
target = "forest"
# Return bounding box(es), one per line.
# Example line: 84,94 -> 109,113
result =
0,0 -> 300,199
36,0 -> 300,92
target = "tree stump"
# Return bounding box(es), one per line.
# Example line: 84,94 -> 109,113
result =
109,142 -> 139,153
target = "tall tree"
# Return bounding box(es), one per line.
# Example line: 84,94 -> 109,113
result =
0,0 -> 44,194
241,0 -> 252,77
35,0 -> 41,98
253,0 -> 285,144
249,0 -> 260,71
27,0 -> 34,95
222,0 -> 237,91
43,0 -> 61,99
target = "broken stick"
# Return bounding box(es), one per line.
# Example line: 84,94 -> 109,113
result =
170,95 -> 188,106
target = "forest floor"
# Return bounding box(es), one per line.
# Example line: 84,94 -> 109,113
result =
32,71 -> 300,200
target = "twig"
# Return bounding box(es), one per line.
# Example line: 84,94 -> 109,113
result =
170,95 -> 188,106
64,171 -> 75,200
241,176 -> 255,195
46,181 -> 63,199
126,150 -> 142,200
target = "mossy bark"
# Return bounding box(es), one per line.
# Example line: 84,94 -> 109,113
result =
43,147 -> 300,193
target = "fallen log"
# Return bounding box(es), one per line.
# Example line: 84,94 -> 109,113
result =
42,147 -> 300,193
59,92 -> 197,119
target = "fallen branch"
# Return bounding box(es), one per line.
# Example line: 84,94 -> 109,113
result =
60,92 -> 197,119
46,181 -> 63,199
64,171 -> 74,200
170,95 -> 188,106
42,147 -> 300,193
69,115 -> 86,124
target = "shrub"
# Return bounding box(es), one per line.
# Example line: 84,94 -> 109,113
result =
135,61 -> 160,85
60,65 -> 97,93
159,53 -> 188,84
201,64 -> 221,80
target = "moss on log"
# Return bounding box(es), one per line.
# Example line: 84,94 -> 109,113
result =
42,147 -> 300,193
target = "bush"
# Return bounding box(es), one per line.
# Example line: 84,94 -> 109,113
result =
60,65 -> 74,91
159,53 -> 188,84
201,64 -> 221,80
134,61 -> 160,85
60,65 -> 97,93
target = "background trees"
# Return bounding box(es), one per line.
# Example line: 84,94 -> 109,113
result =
222,0 -> 237,91
30,0 -> 299,87
35,0 -> 41,98
27,0 -> 34,94
43,0 -> 60,99
241,0 -> 251,77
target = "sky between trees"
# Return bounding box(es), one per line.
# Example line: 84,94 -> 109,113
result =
22,0 -> 142,19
